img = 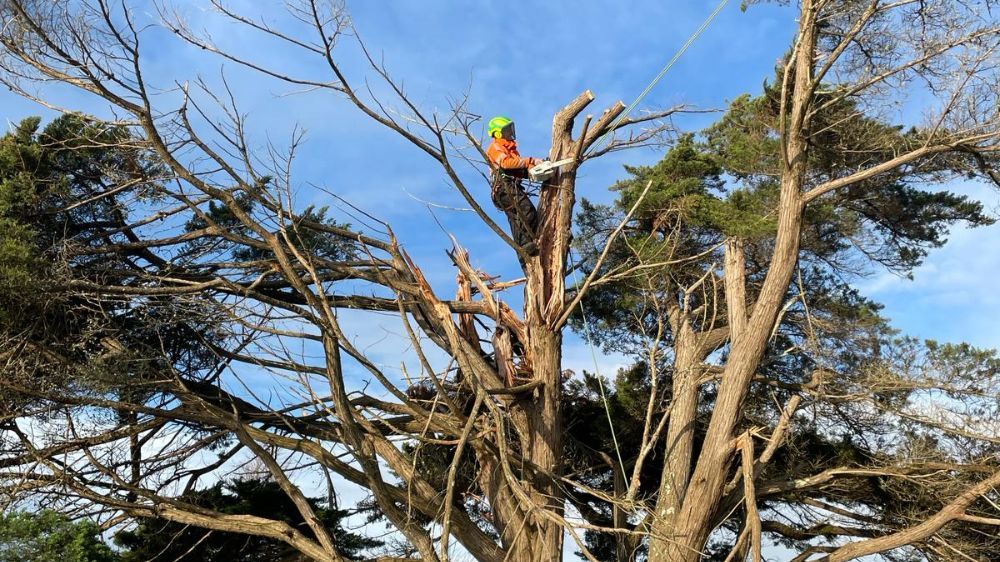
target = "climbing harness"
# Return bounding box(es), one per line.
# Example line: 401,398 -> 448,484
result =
492,170 -> 542,197
491,171 -> 540,256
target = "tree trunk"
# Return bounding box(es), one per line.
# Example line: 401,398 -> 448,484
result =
476,90 -> 624,561
486,91 -> 600,561
648,2 -> 817,559
648,320 -> 704,554
500,328 -> 565,561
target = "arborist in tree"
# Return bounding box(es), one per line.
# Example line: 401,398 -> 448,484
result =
487,116 -> 543,257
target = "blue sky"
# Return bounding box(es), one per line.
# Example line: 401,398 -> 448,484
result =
3,0 -> 998,378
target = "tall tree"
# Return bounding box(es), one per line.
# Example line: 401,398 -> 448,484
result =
567,89 -> 1000,560
568,7 -> 1000,559
0,1 -> 996,562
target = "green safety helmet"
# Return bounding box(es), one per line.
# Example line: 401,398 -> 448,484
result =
488,116 -> 514,139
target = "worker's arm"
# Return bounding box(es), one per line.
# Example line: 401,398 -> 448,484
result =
488,143 -> 538,170
495,153 -> 535,170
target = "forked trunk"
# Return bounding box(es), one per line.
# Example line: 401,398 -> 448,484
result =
648,325 -> 705,555
648,2 -> 816,558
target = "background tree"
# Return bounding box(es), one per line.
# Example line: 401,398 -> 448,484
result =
566,88 -> 1000,559
0,510 -> 120,562
567,10 -> 1000,560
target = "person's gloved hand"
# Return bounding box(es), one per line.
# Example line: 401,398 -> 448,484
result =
527,157 -> 542,168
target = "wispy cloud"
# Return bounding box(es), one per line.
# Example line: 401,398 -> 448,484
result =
862,183 -> 1000,348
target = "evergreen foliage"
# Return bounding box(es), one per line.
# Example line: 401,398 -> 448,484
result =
0,510 -> 120,562
116,479 -> 378,562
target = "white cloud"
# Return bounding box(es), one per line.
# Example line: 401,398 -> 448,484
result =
862,183 -> 1000,348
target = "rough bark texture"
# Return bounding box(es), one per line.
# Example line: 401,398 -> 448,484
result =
648,3 -> 817,559
648,314 -> 707,553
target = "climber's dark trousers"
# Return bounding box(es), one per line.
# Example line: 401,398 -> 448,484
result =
492,180 -> 538,253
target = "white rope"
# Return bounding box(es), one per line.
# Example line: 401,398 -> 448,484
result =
587,0 -> 731,156
569,250 -> 628,481
565,0 -> 730,484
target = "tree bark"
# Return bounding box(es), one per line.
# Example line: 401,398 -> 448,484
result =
648,316 -> 706,554
509,329 -> 565,561
648,1 -> 817,558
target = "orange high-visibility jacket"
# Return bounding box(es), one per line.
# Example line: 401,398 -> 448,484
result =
487,138 -> 533,171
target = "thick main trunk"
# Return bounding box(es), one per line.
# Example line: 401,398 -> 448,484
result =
477,328 -> 565,562
509,329 -> 565,561
649,3 -> 816,559
663,225 -> 803,562
481,319 -> 564,561
651,191 -> 805,562
488,174 -> 569,561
